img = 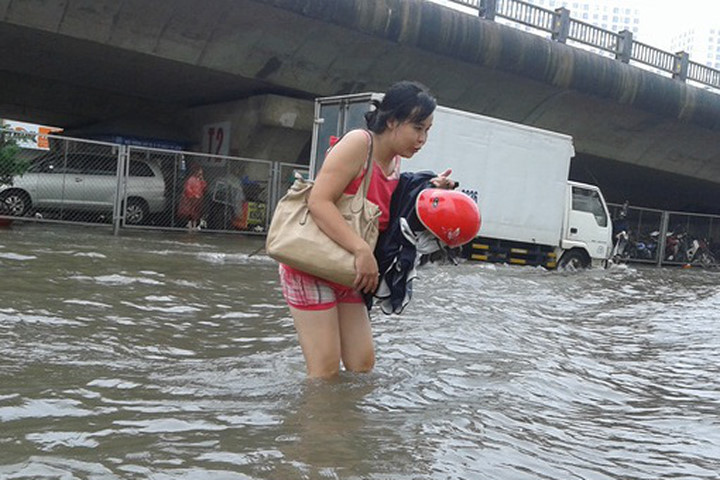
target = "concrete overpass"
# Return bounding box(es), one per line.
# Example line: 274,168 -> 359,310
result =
1,0 -> 720,212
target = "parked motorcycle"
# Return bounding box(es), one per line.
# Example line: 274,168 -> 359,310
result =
665,231 -> 691,263
688,237 -> 718,267
632,231 -> 658,260
611,230 -> 631,262
610,201 -> 630,263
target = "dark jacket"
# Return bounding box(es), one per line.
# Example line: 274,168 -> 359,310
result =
365,171 -> 437,314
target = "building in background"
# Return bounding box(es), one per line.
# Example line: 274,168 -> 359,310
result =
432,0 -> 714,80
670,23 -> 720,69
522,0 -> 643,37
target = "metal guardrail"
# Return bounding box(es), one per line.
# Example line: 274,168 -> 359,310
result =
447,0 -> 720,90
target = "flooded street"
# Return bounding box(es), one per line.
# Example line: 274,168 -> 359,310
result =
1,224 -> 719,479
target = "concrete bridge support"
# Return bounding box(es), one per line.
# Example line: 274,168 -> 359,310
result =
185,95 -> 314,164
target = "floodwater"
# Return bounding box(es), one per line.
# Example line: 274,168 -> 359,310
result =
1,224 -> 719,480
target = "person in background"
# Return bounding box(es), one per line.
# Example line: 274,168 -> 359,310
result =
278,81 -> 455,379
178,163 -> 207,231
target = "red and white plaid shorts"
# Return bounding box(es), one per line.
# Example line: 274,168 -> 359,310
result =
278,264 -> 364,311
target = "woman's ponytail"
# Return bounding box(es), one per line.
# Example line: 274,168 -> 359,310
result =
364,99 -> 382,131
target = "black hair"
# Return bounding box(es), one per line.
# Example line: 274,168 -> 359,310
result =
364,81 -> 437,133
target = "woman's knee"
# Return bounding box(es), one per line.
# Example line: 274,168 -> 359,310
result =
343,350 -> 375,373
306,350 -> 342,378
337,303 -> 375,373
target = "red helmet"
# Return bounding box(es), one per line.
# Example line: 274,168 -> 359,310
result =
416,189 -> 481,247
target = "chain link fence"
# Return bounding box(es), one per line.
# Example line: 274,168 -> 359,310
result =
4,129 -> 720,269
0,129 -> 306,235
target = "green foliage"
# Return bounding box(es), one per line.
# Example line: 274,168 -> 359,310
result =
0,132 -> 31,185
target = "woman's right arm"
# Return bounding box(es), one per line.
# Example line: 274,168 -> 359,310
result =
307,130 -> 378,293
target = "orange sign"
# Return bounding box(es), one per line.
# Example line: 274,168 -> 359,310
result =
2,120 -> 63,150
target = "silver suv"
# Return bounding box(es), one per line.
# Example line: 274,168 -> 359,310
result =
0,153 -> 166,224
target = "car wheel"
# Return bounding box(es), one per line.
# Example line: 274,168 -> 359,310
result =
558,249 -> 590,270
0,190 -> 31,217
125,198 -> 148,225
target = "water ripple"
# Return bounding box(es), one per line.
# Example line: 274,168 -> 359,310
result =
1,226 -> 719,479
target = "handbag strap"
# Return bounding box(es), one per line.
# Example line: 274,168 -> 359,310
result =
326,129 -> 374,193
356,129 -> 374,201
328,129 -> 375,210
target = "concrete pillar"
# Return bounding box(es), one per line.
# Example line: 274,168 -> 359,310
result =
616,29 -> 633,64
552,7 -> 570,43
480,0 -> 496,20
673,51 -> 689,81
184,95 -> 314,164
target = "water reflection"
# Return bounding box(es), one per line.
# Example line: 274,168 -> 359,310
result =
1,225 -> 719,479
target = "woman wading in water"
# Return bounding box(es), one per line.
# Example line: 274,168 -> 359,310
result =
278,81 -> 455,378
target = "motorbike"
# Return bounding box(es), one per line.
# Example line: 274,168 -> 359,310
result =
610,201 -> 630,263
632,231 -> 658,260
611,230 -> 631,262
688,237 -> 718,267
664,231 -> 691,263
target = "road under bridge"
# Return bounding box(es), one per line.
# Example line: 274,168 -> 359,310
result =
1,0 -> 719,212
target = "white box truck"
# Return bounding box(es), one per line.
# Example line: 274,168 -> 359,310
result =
309,93 -> 613,269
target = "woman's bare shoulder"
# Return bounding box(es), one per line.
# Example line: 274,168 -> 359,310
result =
326,129 -> 370,166
339,129 -> 371,146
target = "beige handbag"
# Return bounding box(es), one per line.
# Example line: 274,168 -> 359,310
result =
266,132 -> 381,287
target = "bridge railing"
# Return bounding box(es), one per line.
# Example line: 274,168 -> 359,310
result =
447,0 -> 720,90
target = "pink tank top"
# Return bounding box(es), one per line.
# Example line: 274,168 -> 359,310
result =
344,131 -> 400,232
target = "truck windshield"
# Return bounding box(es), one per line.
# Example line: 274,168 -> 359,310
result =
572,187 -> 608,227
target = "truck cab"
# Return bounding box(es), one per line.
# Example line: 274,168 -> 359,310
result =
558,181 -> 613,269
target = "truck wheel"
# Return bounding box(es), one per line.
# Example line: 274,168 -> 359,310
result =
558,250 -> 590,270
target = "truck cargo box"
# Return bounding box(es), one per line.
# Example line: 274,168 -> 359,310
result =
406,106 -> 575,248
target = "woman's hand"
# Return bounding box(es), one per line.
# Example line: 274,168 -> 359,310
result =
353,243 -> 379,294
431,168 -> 459,189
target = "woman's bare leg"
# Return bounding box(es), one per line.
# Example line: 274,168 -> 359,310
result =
290,305 -> 342,379
337,303 -> 375,373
